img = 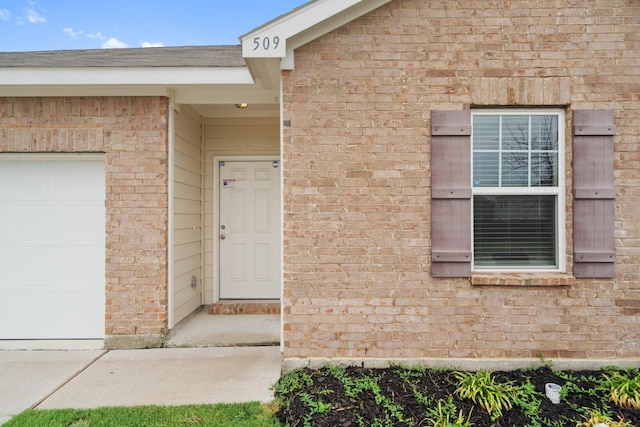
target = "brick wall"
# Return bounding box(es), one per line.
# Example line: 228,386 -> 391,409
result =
0,96 -> 169,344
282,1 -> 640,360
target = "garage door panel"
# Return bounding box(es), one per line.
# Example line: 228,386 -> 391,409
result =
63,204 -> 105,240
0,295 -> 103,339
0,157 -> 105,339
5,249 -> 99,285
57,250 -> 104,285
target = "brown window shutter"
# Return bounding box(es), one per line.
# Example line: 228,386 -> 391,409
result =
573,110 -> 616,278
431,110 -> 472,277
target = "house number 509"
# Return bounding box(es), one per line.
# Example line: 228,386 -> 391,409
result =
253,36 -> 280,51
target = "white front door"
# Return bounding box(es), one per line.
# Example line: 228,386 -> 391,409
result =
218,160 -> 281,299
0,156 -> 105,339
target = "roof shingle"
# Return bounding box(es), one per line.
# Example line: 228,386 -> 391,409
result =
0,45 -> 245,68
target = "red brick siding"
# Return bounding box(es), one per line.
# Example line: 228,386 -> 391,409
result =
282,1 -> 640,359
0,96 -> 169,337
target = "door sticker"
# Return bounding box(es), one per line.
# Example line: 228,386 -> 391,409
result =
223,179 -> 236,188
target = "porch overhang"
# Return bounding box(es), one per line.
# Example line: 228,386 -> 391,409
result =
0,45 -> 280,117
0,66 -> 262,102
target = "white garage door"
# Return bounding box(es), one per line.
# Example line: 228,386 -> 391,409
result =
0,156 -> 105,339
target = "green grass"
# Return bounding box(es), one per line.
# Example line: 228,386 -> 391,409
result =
4,402 -> 281,427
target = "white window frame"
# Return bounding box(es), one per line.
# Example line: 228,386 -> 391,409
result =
471,109 -> 566,273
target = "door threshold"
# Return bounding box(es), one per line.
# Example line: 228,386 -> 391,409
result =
208,301 -> 281,315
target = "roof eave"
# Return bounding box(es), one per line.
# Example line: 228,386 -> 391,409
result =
0,66 -> 258,101
0,66 -> 252,86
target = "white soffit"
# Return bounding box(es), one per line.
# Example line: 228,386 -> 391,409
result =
0,67 -> 257,99
241,0 -> 392,69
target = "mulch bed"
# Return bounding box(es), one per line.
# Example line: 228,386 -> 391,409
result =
274,365 -> 640,426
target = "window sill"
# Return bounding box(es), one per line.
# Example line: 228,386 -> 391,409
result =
471,272 -> 576,287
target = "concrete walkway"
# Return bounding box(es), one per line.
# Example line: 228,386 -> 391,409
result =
0,312 -> 283,424
166,312 -> 280,347
0,346 -> 282,425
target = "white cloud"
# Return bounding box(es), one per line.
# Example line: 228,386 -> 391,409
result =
26,9 -> 45,24
64,28 -> 107,41
142,42 -> 164,48
63,28 -> 82,38
0,9 -> 10,21
102,37 -> 128,49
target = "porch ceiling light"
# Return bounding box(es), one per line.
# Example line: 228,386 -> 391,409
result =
234,103 -> 249,109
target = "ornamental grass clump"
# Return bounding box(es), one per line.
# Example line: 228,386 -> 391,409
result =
453,370 -> 517,421
604,369 -> 640,410
427,398 -> 473,427
576,409 -> 633,427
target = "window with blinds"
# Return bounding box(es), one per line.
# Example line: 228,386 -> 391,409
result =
472,111 -> 564,270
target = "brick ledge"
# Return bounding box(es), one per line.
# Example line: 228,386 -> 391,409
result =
282,357 -> 640,374
471,273 -> 576,287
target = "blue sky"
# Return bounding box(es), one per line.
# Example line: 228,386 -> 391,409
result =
0,0 -> 309,52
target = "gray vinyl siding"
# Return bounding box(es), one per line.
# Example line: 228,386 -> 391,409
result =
173,105 -> 203,324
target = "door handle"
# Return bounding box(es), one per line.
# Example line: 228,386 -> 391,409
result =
220,234 -> 226,240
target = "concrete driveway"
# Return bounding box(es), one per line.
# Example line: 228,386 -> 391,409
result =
0,346 -> 282,425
